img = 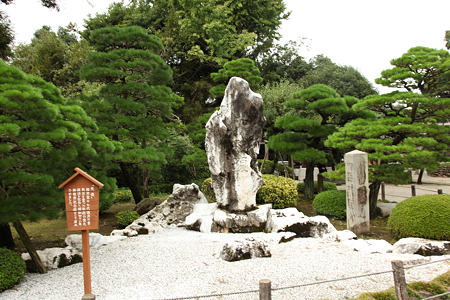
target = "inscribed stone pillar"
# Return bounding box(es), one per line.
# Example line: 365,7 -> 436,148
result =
205,77 -> 265,212
344,150 -> 370,235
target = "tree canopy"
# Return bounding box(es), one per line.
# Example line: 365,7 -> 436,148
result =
82,0 -> 289,123
0,60 -> 116,224
299,55 -> 378,99
375,46 -> 450,97
80,26 -> 183,204
269,84 -> 375,199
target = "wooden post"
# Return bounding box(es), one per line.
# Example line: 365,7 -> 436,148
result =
381,183 -> 386,201
82,230 -> 92,296
259,279 -> 271,300
411,185 -> 416,197
391,260 -> 410,300
438,189 -> 443,195
317,173 -> 324,193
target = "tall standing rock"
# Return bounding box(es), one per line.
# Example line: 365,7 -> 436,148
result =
205,77 -> 265,212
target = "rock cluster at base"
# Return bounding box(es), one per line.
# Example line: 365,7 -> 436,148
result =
220,237 -> 271,261
21,233 -> 126,272
392,238 -> 450,256
205,77 -> 265,212
119,183 -> 208,234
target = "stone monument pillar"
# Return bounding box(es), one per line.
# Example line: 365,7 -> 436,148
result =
205,77 -> 266,212
344,150 -> 370,235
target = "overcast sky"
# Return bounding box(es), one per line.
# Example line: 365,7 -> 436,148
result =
3,0 -> 450,94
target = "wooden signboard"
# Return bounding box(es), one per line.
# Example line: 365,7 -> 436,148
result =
59,168 -> 103,231
59,167 -> 103,299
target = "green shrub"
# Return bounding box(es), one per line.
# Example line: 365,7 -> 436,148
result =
257,159 -> 293,175
201,178 -> 216,202
113,189 -> 133,203
388,195 -> 450,240
297,181 -> 337,194
99,195 -> 115,214
312,190 -> 347,219
256,174 -> 297,209
0,248 -> 26,291
147,184 -> 173,195
116,210 -> 140,226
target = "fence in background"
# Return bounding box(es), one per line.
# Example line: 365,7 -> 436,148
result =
154,257 -> 450,300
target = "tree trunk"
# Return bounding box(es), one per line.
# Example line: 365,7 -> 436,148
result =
304,161 -> 315,200
417,169 -> 424,185
143,167 -> 149,198
269,152 -> 278,175
119,162 -> 142,204
13,220 -> 47,274
0,222 -> 15,249
369,180 -> 382,220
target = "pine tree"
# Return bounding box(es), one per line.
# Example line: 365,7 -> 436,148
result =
81,26 -> 183,204
269,84 -> 375,199
0,60 -> 116,270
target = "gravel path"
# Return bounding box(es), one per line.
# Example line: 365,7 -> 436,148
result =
2,228 -> 450,300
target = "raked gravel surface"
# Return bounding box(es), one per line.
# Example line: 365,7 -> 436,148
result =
2,228 -> 450,300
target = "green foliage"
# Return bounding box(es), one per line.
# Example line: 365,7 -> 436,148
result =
81,26 -> 183,204
408,281 -> 449,299
388,195 -> 450,240
116,210 -> 140,226
257,159 -> 293,175
299,55 -> 378,99
82,0 -> 289,123
146,184 -> 174,195
113,189 -> 133,203
256,175 -> 297,208
11,24 -> 93,99
0,61 -> 116,224
258,80 -> 302,138
312,190 -> 347,219
0,12 -> 14,60
375,46 -> 450,97
99,196 -> 115,214
201,178 -> 216,202
210,58 -> 263,98
269,83 -> 374,199
257,40 -> 311,85
0,248 -> 26,291
297,181 -> 337,194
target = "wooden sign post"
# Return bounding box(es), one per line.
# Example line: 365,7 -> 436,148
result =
59,168 -> 103,300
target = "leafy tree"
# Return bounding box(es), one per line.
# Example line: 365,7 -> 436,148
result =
299,55 -> 378,99
82,0 -> 289,123
0,12 -> 14,60
80,26 -> 183,204
375,46 -> 450,98
326,91 -> 450,219
0,0 -> 62,61
209,58 -> 263,102
0,60 -> 116,269
12,25 -> 93,99
268,84 -> 376,199
256,40 -> 311,85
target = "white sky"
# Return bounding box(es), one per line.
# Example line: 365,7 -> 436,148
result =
3,0 -> 450,95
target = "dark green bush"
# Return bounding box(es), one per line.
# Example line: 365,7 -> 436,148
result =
297,181 -> 337,194
99,196 -> 115,214
201,178 -> 216,202
312,190 -> 346,219
0,248 -> 26,291
388,195 -> 450,240
257,159 -> 293,175
116,210 -> 140,226
147,184 -> 173,195
256,174 -> 297,209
